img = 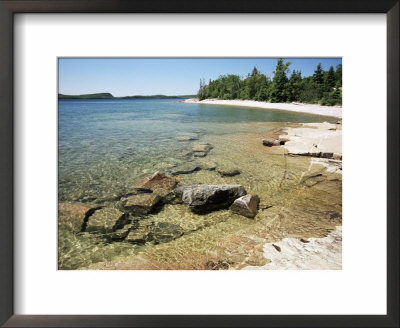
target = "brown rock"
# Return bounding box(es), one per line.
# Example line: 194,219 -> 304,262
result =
123,193 -> 161,215
230,194 -> 260,218
58,202 -> 96,233
135,171 -> 177,191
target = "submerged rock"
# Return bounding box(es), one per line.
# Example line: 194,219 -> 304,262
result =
107,223 -> 134,240
176,135 -> 198,141
230,194 -> 260,218
150,222 -> 184,244
135,171 -> 177,191
174,184 -> 247,213
123,193 -> 161,215
216,166 -> 241,177
197,160 -> 217,171
191,143 -> 213,153
85,208 -> 127,233
126,227 -> 151,244
193,151 -> 207,157
58,202 -> 97,233
170,163 -> 201,176
152,188 -> 177,204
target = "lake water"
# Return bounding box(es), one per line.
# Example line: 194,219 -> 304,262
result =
58,98 -> 341,270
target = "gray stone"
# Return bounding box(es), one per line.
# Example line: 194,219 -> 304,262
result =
230,194 -> 260,218
85,208 -> 126,233
123,193 -> 161,215
174,184 -> 247,213
150,222 -> 184,244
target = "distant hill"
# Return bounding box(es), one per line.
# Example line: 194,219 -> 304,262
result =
58,93 -> 114,99
58,93 -> 196,99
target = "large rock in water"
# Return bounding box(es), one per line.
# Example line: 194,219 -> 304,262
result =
135,171 -> 177,191
85,208 -> 127,233
58,202 -> 97,233
123,193 -> 161,215
174,184 -> 247,213
230,194 -> 260,218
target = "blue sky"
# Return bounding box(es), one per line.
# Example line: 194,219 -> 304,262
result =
58,58 -> 342,97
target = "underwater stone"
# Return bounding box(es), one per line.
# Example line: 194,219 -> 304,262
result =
174,184 -> 247,213
191,143 -> 213,153
170,163 -> 201,176
135,171 -> 177,191
193,151 -> 207,157
85,208 -> 126,233
216,166 -> 241,177
197,160 -> 217,171
176,136 -> 198,141
123,193 -> 161,215
230,194 -> 260,218
150,222 -> 184,244
126,227 -> 151,244
58,202 -> 97,233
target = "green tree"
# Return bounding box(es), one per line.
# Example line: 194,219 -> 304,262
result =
270,59 -> 291,102
287,70 -> 303,102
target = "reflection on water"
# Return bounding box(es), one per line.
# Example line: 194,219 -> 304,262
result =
58,99 -> 341,270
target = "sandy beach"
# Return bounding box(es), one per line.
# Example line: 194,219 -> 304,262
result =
182,98 -> 342,119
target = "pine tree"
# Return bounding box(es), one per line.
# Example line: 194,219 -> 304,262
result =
325,66 -> 336,89
270,59 -> 291,102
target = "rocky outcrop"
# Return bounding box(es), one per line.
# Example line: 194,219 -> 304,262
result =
123,193 -> 161,215
230,194 -> 260,218
58,202 -> 98,233
150,222 -> 184,244
85,208 -> 127,233
174,184 -> 247,213
135,171 -> 177,192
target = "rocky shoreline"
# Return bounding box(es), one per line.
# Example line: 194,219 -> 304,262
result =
59,122 -> 342,270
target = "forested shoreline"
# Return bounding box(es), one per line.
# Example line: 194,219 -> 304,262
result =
197,59 -> 342,106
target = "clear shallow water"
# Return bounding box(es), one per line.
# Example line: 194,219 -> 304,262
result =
59,98 -> 336,202
58,98 -> 340,270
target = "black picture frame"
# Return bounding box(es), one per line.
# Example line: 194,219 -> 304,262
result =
0,1 -> 398,327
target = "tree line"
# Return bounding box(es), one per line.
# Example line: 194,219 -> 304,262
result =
197,59 -> 342,106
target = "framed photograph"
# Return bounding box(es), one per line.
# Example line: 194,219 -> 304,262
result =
0,0 -> 398,327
